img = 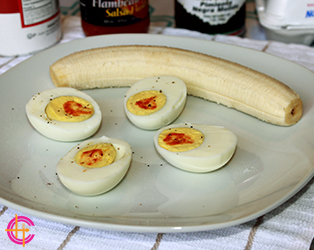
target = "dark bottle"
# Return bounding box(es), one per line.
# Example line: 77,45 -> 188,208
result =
80,0 -> 150,36
175,0 -> 246,36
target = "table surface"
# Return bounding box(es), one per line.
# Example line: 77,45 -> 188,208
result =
1,1 -> 314,250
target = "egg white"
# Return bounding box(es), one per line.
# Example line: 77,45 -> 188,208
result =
56,136 -> 132,196
124,76 -> 187,130
154,123 -> 237,173
25,87 -> 102,141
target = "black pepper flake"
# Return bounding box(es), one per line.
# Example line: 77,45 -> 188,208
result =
159,90 -> 162,93
47,183 -> 51,185
147,164 -> 150,167
12,108 -> 14,110
77,147 -> 80,149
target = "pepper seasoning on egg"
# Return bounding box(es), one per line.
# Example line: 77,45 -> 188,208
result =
124,76 -> 187,130
25,88 -> 102,141
57,136 -> 132,196
154,123 -> 237,173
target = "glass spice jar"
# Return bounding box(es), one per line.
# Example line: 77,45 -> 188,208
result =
175,0 -> 246,36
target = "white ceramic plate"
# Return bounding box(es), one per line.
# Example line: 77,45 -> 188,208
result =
0,34 -> 313,233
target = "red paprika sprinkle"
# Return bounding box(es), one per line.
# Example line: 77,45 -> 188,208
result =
135,96 -> 157,110
80,149 -> 104,166
63,101 -> 93,116
163,133 -> 195,146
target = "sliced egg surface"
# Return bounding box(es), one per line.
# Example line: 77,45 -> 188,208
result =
154,123 -> 237,173
25,87 -> 102,141
124,76 -> 187,130
57,136 -> 132,196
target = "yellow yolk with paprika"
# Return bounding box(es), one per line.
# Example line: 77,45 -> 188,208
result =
154,123 -> 237,173
123,76 -> 187,130
45,96 -> 94,122
57,135 -> 132,196
75,143 -> 117,168
158,127 -> 204,152
26,88 -> 102,142
126,90 -> 167,116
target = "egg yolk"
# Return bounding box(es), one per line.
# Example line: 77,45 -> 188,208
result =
45,96 -> 94,122
75,143 -> 117,168
158,127 -> 204,152
126,90 -> 166,116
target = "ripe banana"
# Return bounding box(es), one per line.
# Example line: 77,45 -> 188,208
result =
49,45 -> 303,126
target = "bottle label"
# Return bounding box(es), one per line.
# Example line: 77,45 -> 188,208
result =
0,0 -> 59,28
20,0 -> 60,28
80,0 -> 149,26
177,0 -> 246,25
0,0 -> 62,56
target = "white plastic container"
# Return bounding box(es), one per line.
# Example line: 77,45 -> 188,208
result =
256,0 -> 314,45
0,0 -> 62,57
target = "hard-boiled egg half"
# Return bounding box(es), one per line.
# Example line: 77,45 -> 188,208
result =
57,136 -> 132,196
124,76 -> 187,130
154,123 -> 237,173
25,87 -> 102,141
